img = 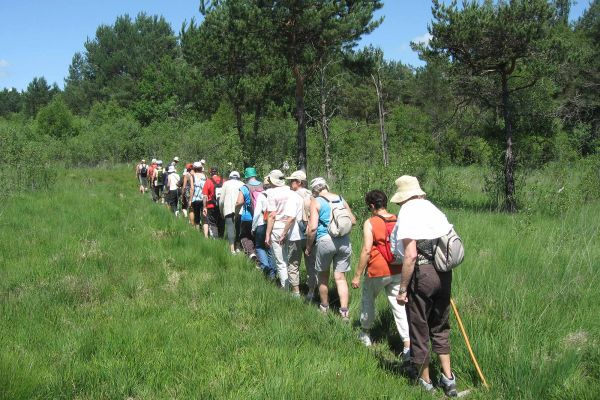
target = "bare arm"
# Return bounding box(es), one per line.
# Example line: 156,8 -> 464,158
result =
343,200 -> 357,225
352,220 -> 373,289
305,199 -> 320,255
236,190 -> 245,207
396,239 -> 417,304
265,212 -> 275,247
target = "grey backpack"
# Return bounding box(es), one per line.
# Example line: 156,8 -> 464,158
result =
320,196 -> 352,237
433,227 -> 465,272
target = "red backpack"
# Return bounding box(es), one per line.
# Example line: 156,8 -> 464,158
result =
373,215 -> 397,265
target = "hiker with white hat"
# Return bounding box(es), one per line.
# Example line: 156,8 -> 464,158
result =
305,177 -> 356,321
153,160 -> 166,204
390,175 -> 457,397
264,169 -> 296,290
165,165 -> 181,215
220,170 -> 244,254
283,170 -> 314,298
136,159 -> 148,194
252,175 -> 277,280
189,162 -> 207,231
169,156 -> 180,168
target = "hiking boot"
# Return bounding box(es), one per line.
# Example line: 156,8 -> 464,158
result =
304,290 -> 315,302
358,331 -> 372,347
291,292 -> 301,299
438,373 -> 458,397
319,303 -> 329,314
418,378 -> 435,393
339,307 -> 350,323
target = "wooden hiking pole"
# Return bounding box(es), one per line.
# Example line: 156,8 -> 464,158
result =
450,298 -> 490,390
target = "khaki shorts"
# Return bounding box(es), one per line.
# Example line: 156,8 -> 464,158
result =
314,234 -> 352,273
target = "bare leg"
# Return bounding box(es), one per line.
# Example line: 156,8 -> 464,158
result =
333,271 -> 349,309
439,354 -> 452,379
318,271 -> 330,306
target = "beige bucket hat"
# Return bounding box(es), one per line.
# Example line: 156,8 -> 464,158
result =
390,175 -> 426,204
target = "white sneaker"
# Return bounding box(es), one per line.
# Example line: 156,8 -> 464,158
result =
358,331 -> 372,347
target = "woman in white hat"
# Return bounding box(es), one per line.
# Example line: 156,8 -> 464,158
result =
391,175 -> 457,397
220,170 -> 244,254
305,177 -> 356,321
165,165 -> 181,215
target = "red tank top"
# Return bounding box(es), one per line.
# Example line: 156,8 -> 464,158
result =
367,215 -> 402,278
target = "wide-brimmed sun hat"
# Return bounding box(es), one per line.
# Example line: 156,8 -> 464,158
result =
167,165 -> 176,173
390,175 -> 426,204
192,161 -> 202,168
268,169 -> 286,187
229,171 -> 241,179
173,157 -> 179,162
244,167 -> 258,179
286,170 -> 306,182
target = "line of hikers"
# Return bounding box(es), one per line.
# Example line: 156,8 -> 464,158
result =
135,157 -> 461,397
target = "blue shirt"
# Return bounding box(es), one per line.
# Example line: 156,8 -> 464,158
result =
240,180 -> 262,222
316,195 -> 345,240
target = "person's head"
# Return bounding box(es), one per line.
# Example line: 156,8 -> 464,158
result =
151,158 -> 157,165
365,190 -> 388,213
310,177 -> 329,196
210,167 -> 219,177
244,167 -> 258,181
267,169 -> 286,187
229,171 -> 241,180
173,156 -> 179,164
390,175 -> 426,205
157,160 -> 163,167
263,175 -> 271,189
193,161 -> 203,173
167,165 -> 176,174
286,170 -> 306,191
186,163 -> 193,172
141,159 -> 146,164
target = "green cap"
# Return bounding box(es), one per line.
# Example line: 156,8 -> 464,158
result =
244,167 -> 257,179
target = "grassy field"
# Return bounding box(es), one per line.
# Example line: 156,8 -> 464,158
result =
1,166 -> 599,399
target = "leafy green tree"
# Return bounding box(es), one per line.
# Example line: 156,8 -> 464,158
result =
425,0 -> 562,212
183,1 -> 288,164
64,13 -> 178,110
0,88 -> 22,117
36,97 -> 78,139
23,77 -> 57,118
262,0 -> 383,171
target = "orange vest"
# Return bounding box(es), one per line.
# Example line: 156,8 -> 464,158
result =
367,215 -> 402,278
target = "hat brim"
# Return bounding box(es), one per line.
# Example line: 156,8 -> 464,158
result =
270,178 -> 286,187
390,189 -> 426,204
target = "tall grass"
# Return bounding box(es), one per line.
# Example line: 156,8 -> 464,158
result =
1,166 -> 598,399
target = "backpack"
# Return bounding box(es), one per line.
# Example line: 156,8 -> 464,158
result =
319,195 -> 352,237
373,215 -> 397,265
155,167 -> 165,186
209,176 -> 223,206
140,164 -> 148,177
432,227 -> 465,272
246,183 -> 264,215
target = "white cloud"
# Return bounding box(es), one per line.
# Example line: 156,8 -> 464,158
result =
412,33 -> 433,46
0,59 -> 9,68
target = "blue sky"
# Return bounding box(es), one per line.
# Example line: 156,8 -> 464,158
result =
0,1 -> 592,91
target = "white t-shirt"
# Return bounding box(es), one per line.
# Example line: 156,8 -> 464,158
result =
266,186 -> 296,230
390,199 -> 452,259
287,191 -> 305,241
167,173 -> 180,191
252,192 -> 268,232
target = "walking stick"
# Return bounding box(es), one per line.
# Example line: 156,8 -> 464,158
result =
450,298 -> 490,390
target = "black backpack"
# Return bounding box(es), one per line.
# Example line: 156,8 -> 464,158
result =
140,165 -> 148,177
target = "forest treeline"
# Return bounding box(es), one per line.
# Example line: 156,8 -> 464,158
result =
0,0 -> 598,212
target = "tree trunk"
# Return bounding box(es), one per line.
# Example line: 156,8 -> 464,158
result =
372,72 -> 388,167
251,103 -> 262,165
293,65 -> 307,172
501,73 -> 517,213
321,99 -> 332,180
